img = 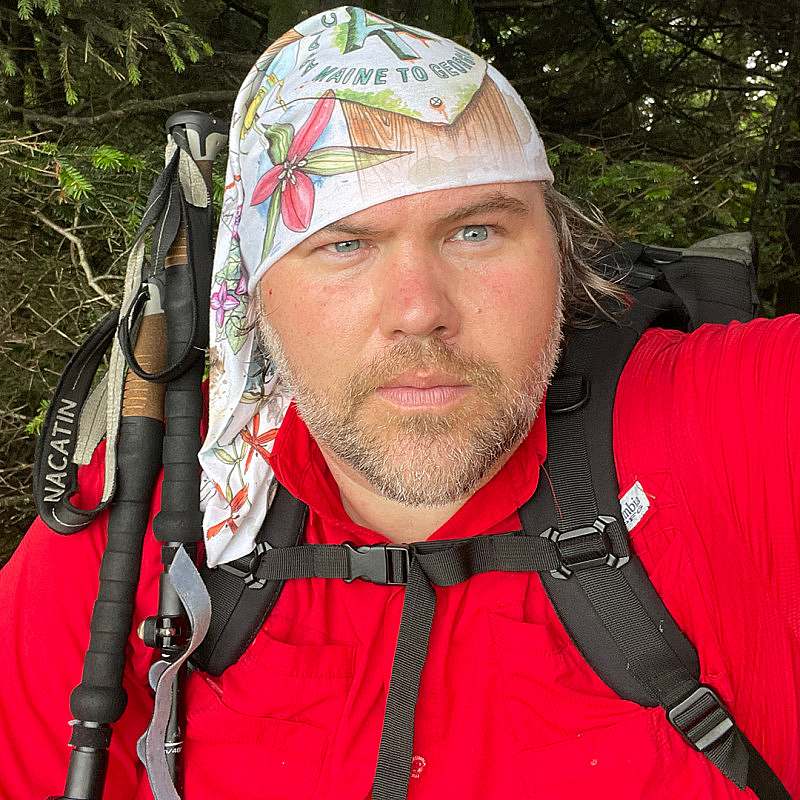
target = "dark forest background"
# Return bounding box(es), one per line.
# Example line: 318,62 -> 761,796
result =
1,0 -> 799,560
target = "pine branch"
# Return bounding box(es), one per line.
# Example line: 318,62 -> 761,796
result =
8,90 -> 236,127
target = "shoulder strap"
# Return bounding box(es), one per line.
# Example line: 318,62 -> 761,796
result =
32,309 -> 119,533
518,295 -> 789,798
190,480 -> 307,675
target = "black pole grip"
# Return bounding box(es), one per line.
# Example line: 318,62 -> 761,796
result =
152,258 -> 206,543
69,418 -> 163,721
55,416 -> 163,800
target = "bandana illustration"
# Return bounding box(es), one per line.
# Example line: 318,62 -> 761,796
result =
199,5 -> 554,567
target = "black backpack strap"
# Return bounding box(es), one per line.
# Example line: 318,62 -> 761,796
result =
518,307 -> 790,797
190,480 -> 308,675
32,309 -> 120,533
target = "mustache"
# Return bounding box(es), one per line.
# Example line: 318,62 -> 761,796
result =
346,338 -> 504,402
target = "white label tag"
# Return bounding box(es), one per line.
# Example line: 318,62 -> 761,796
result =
620,480 -> 650,532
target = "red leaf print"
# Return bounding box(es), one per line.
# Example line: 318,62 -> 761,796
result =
286,90 -> 335,161
281,170 -> 315,231
207,518 -> 229,539
230,485 -> 249,513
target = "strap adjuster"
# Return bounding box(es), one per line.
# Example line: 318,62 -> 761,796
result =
343,543 -> 410,585
541,515 -> 629,579
668,685 -> 735,752
217,542 -> 271,590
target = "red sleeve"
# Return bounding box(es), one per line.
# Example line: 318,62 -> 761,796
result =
616,314 -> 800,791
670,315 -> 800,636
0,441 -> 163,800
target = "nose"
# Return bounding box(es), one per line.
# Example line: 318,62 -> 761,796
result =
376,242 -> 461,341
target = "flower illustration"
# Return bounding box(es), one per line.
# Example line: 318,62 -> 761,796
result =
241,414 -> 280,471
249,89 -> 409,260
211,281 -> 240,328
207,481 -> 249,539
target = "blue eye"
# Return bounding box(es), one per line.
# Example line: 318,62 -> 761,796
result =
332,239 -> 361,253
456,225 -> 489,242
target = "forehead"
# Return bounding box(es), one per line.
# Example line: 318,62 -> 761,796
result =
308,181 -> 544,239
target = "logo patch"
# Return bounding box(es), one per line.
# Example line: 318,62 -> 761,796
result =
619,480 -> 651,532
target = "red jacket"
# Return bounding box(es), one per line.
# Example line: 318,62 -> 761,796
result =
1,317 -> 799,800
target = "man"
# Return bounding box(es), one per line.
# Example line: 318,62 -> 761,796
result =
1,6 -> 798,800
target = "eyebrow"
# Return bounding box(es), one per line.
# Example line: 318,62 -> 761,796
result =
310,191 -> 531,241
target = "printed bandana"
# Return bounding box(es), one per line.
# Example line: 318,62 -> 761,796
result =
199,5 -> 554,566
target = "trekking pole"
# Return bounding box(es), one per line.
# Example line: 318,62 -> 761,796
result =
47,111 -> 226,800
137,111 -> 227,794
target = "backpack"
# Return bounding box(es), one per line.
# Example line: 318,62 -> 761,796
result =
187,235 -> 791,800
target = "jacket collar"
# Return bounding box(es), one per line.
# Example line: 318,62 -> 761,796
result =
269,401 -> 548,545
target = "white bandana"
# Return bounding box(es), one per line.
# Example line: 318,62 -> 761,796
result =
198,5 -> 554,566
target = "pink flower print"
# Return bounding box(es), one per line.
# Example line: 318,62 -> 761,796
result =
250,91 -> 335,232
249,89 -> 408,260
211,281 -> 240,328
234,272 -> 247,296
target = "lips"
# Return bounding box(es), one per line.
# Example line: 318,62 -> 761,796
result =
379,372 -> 467,390
375,373 -> 471,409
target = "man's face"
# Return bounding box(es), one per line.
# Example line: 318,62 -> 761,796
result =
257,181 -> 563,506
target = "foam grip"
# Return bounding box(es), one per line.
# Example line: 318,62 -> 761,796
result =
68,417 -> 163,724
153,257 -> 204,544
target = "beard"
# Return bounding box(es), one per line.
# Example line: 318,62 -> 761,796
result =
256,302 -> 564,507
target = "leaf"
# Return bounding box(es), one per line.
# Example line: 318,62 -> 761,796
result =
303,146 -> 408,176
260,182 -> 283,263
220,238 -> 243,281
17,0 -> 33,20
224,308 -> 250,356
25,398 -> 49,436
0,46 -> 18,77
263,123 -> 294,165
91,145 -> 126,171
213,447 -> 236,465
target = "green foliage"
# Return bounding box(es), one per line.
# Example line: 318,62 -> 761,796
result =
57,162 -> 94,200
7,0 -> 213,105
90,145 -> 146,173
25,399 -> 49,436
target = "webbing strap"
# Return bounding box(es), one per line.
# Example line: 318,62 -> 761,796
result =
247,535 -> 562,800
248,533 -> 561,586
373,560 -> 434,800
32,148 -> 183,534
256,530 -> 788,800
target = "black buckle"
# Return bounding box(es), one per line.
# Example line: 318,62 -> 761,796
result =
541,515 -> 629,579
217,542 -> 271,590
668,686 -> 735,752
343,543 -> 410,585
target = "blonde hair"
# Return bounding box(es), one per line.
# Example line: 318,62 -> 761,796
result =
542,183 -> 630,326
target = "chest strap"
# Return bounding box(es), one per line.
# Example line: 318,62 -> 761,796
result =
236,524 -> 787,800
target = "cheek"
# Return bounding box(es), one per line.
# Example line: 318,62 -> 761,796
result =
266,279 -> 374,385
466,258 -> 559,372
